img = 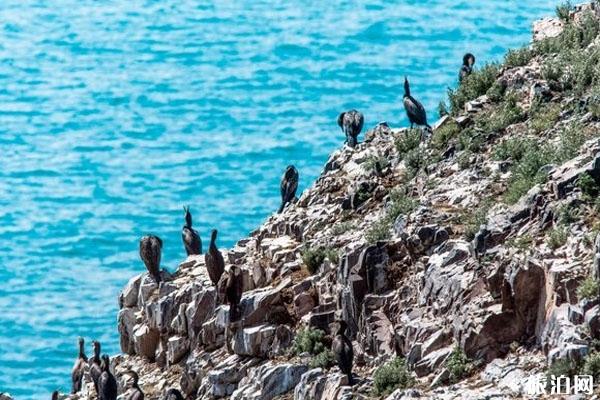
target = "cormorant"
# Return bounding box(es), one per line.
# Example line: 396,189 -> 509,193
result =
182,206 -> 202,255
205,229 -> 225,286
139,235 -> 163,283
459,53 -> 476,83
226,265 -> 244,322
164,389 -> 184,400
71,337 -> 87,393
89,340 -> 102,394
337,109 -> 364,148
332,320 -> 354,385
98,355 -> 117,400
51,391 -> 59,400
278,165 -> 299,213
125,370 -> 144,400
403,77 -> 431,130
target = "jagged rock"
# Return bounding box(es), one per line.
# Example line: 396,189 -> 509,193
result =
231,363 -> 309,400
294,369 -> 350,400
167,336 -> 189,365
118,308 -> 138,354
533,17 -> 564,41
232,325 -> 277,357
413,346 -> 452,377
120,274 -> 142,308
133,323 -> 159,361
185,286 -> 217,341
585,305 -> 600,339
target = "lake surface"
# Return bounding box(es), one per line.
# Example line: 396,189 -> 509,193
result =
0,0 -> 557,397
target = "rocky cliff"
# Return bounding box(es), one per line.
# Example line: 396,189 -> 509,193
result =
66,3 -> 600,399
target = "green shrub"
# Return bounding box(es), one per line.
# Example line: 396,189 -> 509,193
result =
309,349 -> 336,369
373,358 -> 415,396
291,328 -> 327,355
292,328 -> 336,369
463,200 -> 491,241
457,150 -> 473,170
503,140 -> 554,204
546,227 -> 568,249
432,120 -> 461,150
363,155 -> 390,172
557,203 -> 580,225
331,222 -> 355,236
404,147 -> 427,178
582,351 -> 600,380
588,86 -> 600,120
529,102 -> 561,133
507,234 -> 534,251
445,347 -> 473,384
577,276 -> 600,300
486,81 -> 506,102
493,137 -> 535,162
395,129 -> 422,159
578,173 -> 600,199
546,358 -> 580,391
504,47 -> 534,68
476,94 -> 525,133
457,128 -> 484,153
387,187 -> 418,221
448,63 -> 500,114
555,1 -> 573,22
366,218 -> 392,244
302,246 -> 337,274
555,123 -> 586,163
438,101 -> 449,117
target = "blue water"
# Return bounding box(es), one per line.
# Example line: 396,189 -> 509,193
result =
0,0 -> 557,397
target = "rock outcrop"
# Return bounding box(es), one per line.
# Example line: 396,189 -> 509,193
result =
64,3 -> 600,399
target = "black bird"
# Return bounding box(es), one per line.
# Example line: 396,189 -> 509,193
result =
98,355 -> 117,400
71,337 -> 87,393
182,206 -> 202,255
403,77 -> 431,130
278,165 -> 299,213
89,340 -> 102,394
337,110 -> 364,148
139,235 -> 163,283
332,320 -> 354,385
226,265 -> 244,322
125,370 -> 144,400
164,389 -> 185,400
51,391 -> 59,400
459,53 -> 476,83
205,229 -> 225,286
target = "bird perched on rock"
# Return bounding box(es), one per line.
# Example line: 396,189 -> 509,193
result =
459,53 -> 476,83
89,340 -> 102,394
182,206 -> 202,255
125,370 -> 144,400
278,165 -> 299,213
71,337 -> 87,393
337,109 -> 364,148
403,77 -> 431,130
205,229 -> 225,286
98,355 -> 117,400
226,265 -> 244,322
164,389 -> 184,400
332,320 -> 354,385
139,235 -> 163,283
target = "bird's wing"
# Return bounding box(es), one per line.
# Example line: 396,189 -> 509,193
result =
353,112 -> 364,132
337,112 -> 345,128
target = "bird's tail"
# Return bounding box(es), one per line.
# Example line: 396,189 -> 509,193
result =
347,372 -> 354,386
347,134 -> 357,148
278,202 -> 285,213
153,272 -> 161,284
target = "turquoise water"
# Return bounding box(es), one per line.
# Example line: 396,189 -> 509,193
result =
0,0 -> 556,398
